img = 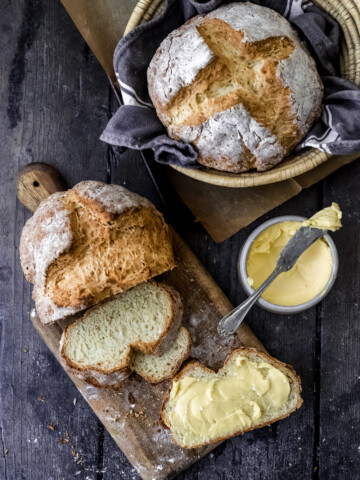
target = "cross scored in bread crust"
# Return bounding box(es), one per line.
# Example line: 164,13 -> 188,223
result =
166,18 -> 299,151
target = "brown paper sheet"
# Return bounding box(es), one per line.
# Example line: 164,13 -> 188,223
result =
165,153 -> 359,242
60,0 -> 359,243
60,0 -> 139,82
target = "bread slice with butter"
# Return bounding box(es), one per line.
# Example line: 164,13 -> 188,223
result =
60,281 -> 191,388
161,347 -> 302,448
134,326 -> 191,384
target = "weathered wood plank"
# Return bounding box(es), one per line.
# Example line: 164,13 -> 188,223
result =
101,148 -> 162,479
1,0 -> 359,479
60,0 -> 140,81
175,184 -> 321,480
0,1 -> 110,479
318,162 -> 360,479
104,148 -> 319,479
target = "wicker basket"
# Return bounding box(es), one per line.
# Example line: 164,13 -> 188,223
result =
124,0 -> 360,187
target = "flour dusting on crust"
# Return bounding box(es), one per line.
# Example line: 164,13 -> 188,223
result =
172,104 -> 284,172
20,192 -> 81,323
34,290 -> 84,325
196,104 -> 284,171
20,181 -> 166,324
147,15 -> 214,106
73,181 -> 153,215
20,192 -> 70,285
209,2 -> 323,127
277,45 -> 323,132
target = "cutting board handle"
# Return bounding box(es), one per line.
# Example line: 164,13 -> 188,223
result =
16,163 -> 67,212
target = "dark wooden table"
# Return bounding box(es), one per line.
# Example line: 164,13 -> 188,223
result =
1,2 -> 360,480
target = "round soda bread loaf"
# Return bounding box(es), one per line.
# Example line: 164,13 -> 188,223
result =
20,181 -> 176,324
147,2 -> 323,173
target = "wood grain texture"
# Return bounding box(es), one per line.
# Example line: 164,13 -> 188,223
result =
28,222 -> 264,480
13,162 -> 265,479
16,163 -> 67,212
108,142 -> 317,480
1,1 -> 360,480
317,161 -> 360,479
1,1 -> 109,479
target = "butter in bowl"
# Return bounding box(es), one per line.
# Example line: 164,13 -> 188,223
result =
238,203 -> 342,314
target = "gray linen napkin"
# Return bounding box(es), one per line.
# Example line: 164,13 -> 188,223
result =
100,0 -> 360,167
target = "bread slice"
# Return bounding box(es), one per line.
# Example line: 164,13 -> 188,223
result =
161,347 -> 302,448
60,282 -> 187,386
20,181 -> 176,324
148,3 -> 323,173
134,326 -> 191,384
60,325 -> 191,388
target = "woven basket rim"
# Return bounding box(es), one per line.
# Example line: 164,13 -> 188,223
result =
124,0 -> 360,187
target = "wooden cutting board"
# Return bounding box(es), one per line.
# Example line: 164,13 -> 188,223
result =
16,163 -> 265,480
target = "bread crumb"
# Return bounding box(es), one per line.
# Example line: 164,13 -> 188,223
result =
59,432 -> 69,444
48,421 -> 57,431
127,409 -> 146,419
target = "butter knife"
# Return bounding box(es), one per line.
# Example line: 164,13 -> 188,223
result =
218,226 -> 327,336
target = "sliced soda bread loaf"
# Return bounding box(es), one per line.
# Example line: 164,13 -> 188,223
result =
161,347 -> 302,448
20,181 -> 176,324
60,282 -> 191,387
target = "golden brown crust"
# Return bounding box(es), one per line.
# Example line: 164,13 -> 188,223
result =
46,195 -> 176,309
160,347 -> 303,448
67,365 -> 132,390
148,3 -> 323,173
60,282 -> 183,378
165,23 -> 297,147
20,181 -> 176,324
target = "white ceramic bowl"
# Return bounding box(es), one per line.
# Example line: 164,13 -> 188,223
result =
238,215 -> 339,314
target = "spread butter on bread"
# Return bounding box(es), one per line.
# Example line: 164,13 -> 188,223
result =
161,347 -> 302,448
20,181 -> 176,324
59,282 -> 191,388
148,2 -> 323,173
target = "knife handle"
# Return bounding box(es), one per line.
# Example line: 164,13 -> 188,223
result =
16,163 -> 67,212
